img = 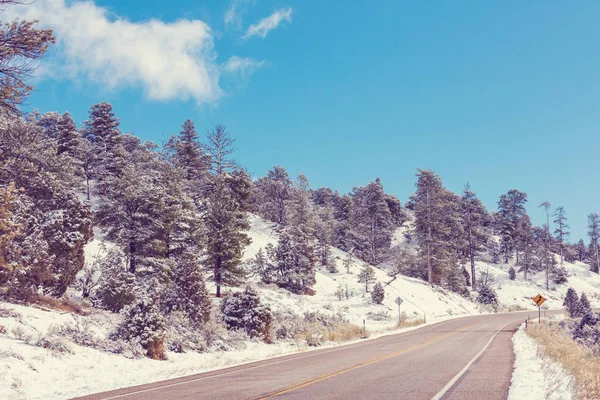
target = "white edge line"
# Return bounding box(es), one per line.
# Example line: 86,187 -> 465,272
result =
430,318 -> 518,400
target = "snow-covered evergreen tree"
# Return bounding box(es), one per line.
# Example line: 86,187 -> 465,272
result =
352,178 -> 394,265
563,288 -> 582,318
580,292 -> 592,316
460,184 -> 488,290
553,206 -> 570,266
588,213 -> 600,273
358,264 -> 376,292
267,228 -> 316,294
371,282 -> 385,304
253,166 -> 292,224
204,173 -> 251,297
508,266 -> 516,280
114,295 -> 167,360
221,287 -> 272,342
497,189 -> 528,264
163,252 -> 212,327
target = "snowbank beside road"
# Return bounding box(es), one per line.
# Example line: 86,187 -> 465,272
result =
509,324 -> 574,400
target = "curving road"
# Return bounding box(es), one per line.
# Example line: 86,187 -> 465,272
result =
75,311 -> 549,400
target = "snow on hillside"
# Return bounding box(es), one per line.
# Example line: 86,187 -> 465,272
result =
0,213 -> 487,400
241,214 -> 481,330
481,257 -> 600,311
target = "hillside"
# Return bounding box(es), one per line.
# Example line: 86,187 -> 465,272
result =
1,212 -> 599,400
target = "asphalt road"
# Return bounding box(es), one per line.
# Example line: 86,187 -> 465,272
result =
75,311 -> 549,400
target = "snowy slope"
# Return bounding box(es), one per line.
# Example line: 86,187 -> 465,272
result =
240,214 -> 482,331
480,257 -> 600,311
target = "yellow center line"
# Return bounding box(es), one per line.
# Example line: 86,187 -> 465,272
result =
256,320 -> 487,399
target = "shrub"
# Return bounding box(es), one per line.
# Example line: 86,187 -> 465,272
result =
477,286 -> 498,305
508,267 -> 516,280
371,282 -> 385,304
35,334 -> 73,354
58,316 -> 97,348
0,305 -> 21,319
95,250 -> 136,313
366,310 -> 390,321
112,296 -> 167,360
221,287 -> 272,342
0,325 -> 6,335
10,325 -> 26,340
164,311 -> 207,353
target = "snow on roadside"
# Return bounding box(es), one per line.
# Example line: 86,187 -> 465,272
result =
509,324 -> 574,400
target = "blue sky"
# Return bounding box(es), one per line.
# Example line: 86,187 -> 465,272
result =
17,0 -> 600,241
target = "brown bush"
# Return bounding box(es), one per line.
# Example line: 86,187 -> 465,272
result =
145,337 -> 167,360
28,294 -> 89,315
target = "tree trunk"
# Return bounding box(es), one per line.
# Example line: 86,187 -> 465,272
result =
128,240 -> 136,273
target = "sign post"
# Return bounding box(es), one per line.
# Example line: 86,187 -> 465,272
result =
532,294 -> 546,323
395,296 -> 404,325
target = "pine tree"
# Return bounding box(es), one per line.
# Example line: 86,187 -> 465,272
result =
497,190 -> 528,263
508,266 -> 516,280
268,228 -> 316,294
165,119 -> 211,199
343,252 -> 353,274
563,288 -> 582,318
460,183 -> 488,290
82,102 -> 123,194
254,166 -> 293,224
588,213 -> 600,273
334,284 -> 345,301
205,175 -> 251,297
163,252 -> 212,327
96,249 -> 136,312
413,169 -> 446,285
577,239 -> 586,262
288,173 -> 315,236
358,264 -> 376,292
0,183 -> 22,275
371,282 -> 385,304
539,201 -> 552,290
252,248 -> 272,284
413,169 -> 465,292
206,124 -> 237,176
553,206 -> 570,266
580,292 -> 592,316
351,178 -> 394,265
56,112 -> 80,158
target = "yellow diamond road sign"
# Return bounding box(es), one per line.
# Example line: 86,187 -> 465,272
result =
533,294 -> 546,307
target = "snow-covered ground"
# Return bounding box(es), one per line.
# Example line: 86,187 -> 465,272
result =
1,212 -> 598,399
241,214 -> 483,331
482,257 -> 600,311
509,324 -> 574,400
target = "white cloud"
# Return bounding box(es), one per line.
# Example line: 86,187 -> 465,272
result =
6,0 -> 223,104
225,0 -> 248,28
222,56 -> 265,79
242,8 -> 292,40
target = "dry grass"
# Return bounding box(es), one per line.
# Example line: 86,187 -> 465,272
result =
324,323 -> 365,342
527,322 -> 600,399
508,305 -> 528,312
28,295 -> 89,316
397,316 -> 426,329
